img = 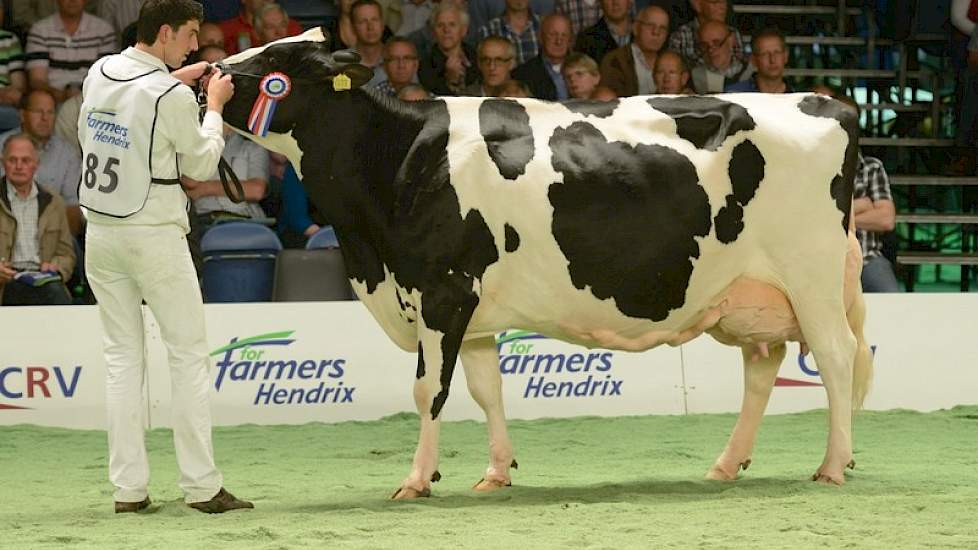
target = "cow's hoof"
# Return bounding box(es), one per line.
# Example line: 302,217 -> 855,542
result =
390,486 -> 431,500
705,458 -> 750,481
473,478 -> 512,492
811,471 -> 845,486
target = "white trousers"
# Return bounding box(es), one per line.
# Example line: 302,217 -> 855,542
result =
86,223 -> 222,504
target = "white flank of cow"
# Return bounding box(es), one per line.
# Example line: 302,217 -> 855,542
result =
217,30 -> 873,498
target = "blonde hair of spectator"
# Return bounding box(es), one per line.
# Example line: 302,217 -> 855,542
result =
253,3 -> 290,35
563,52 -> 599,75
496,79 -> 531,98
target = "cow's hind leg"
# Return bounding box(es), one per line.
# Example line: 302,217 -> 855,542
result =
460,336 -> 516,491
706,343 -> 786,481
791,295 -> 857,485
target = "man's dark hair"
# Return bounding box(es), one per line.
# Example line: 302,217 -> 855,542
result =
136,0 -> 205,45
751,26 -> 785,51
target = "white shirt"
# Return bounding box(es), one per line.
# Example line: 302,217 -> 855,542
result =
83,47 -> 225,233
630,43 -> 655,95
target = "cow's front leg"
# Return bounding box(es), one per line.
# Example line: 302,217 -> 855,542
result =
392,290 -> 478,499
460,336 -> 515,491
706,343 -> 786,481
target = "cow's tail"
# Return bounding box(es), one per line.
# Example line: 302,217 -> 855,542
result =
847,279 -> 874,411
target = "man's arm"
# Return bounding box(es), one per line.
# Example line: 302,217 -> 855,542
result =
165,71 -> 234,180
853,197 -> 896,233
182,176 -> 267,202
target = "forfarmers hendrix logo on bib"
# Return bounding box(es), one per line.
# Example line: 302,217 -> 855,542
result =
496,331 -> 622,399
210,330 -> 354,406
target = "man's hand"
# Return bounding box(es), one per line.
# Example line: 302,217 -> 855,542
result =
40,262 -> 60,277
181,176 -> 206,200
206,70 -> 235,112
303,224 -> 321,237
172,61 -> 213,86
0,261 -> 15,283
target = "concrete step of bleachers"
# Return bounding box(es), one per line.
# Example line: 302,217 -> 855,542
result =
897,252 -> 978,266
890,176 -> 978,187
861,103 -> 930,112
859,138 -> 954,147
733,4 -> 862,16
896,213 -> 978,224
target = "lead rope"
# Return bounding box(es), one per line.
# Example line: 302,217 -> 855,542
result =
196,64 -> 246,204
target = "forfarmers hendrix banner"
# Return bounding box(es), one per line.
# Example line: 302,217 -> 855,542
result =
1,296 -> 977,430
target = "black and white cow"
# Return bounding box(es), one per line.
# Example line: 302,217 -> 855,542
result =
218,29 -> 873,497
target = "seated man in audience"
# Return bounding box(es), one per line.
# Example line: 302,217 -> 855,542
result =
668,0 -> 745,69
374,38 -> 421,96
220,0 -> 302,54
397,83 -> 432,100
26,0 -> 117,103
653,49 -> 692,94
497,78 -> 531,97
477,0 -> 542,66
689,19 -> 752,93
725,27 -> 792,93
0,90 -> 83,236
419,2 -> 480,95
199,21 -> 225,48
182,125 -> 270,229
254,3 -> 292,46
600,5 -> 669,97
354,0 -> 395,87
0,28 -> 27,132
575,0 -> 633,65
513,13 -> 571,100
466,36 -> 518,96
0,134 -> 75,306
563,52 -> 615,99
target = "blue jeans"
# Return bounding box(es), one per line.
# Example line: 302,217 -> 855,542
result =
861,255 -> 901,292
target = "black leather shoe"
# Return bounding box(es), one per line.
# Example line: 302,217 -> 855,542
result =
188,488 -> 254,514
114,497 -> 151,514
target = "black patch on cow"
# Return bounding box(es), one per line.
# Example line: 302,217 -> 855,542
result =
714,140 -> 766,244
479,99 -> 534,180
563,99 -> 619,118
548,121 -> 712,322
796,94 -> 860,232
416,341 -> 425,379
647,96 -> 756,151
504,223 -> 520,253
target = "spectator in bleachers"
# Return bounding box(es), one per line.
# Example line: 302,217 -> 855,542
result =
377,0 -> 404,34
466,36 -> 517,96
54,94 -> 82,152
653,49 -> 691,94
397,0 -> 434,37
374,38 -> 420,96
26,0 -> 118,104
97,0 -> 144,43
254,3 -> 292,45
469,0 -> 554,46
326,0 -> 396,52
397,83 -> 432,100
352,0 -> 389,87
0,134 -> 75,306
724,27 -> 791,93
199,22 -> 225,49
555,0 -> 600,36
0,27 -> 27,133
477,0 -> 542,66
574,0 -> 633,66
183,125 -> 270,228
667,0 -> 744,70
513,13 -> 571,100
278,162 -> 329,248
600,5 -> 668,97
689,19 -> 751,94
497,78 -> 531,97
197,45 -> 229,64
0,90 -> 83,236
220,0 -> 302,54
563,51 -> 603,98
419,2 -> 479,95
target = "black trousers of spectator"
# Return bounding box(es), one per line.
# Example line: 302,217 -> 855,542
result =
1,280 -> 72,305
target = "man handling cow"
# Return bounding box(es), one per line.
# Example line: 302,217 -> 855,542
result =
78,0 -> 252,514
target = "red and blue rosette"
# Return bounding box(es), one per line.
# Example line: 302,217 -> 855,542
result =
247,72 -> 292,137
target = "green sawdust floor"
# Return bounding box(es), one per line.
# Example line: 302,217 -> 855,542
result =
1,407 -> 977,550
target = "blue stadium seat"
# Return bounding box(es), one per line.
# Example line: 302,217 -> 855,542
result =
305,225 -> 340,250
201,222 -> 283,303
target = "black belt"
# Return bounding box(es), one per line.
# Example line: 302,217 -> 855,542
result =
151,178 -> 181,185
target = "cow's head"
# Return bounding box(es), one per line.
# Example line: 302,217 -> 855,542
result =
218,28 -> 373,173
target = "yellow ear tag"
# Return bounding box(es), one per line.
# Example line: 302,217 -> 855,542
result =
333,73 -> 352,91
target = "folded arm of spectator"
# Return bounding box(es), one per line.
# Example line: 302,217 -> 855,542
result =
181,175 -> 268,202
280,163 -> 320,237
853,197 -> 896,233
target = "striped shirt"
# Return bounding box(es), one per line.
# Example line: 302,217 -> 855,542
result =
26,13 -> 118,91
854,154 -> 892,261
0,31 -> 25,87
5,180 -> 41,271
478,12 -> 542,66
555,0 -> 601,36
